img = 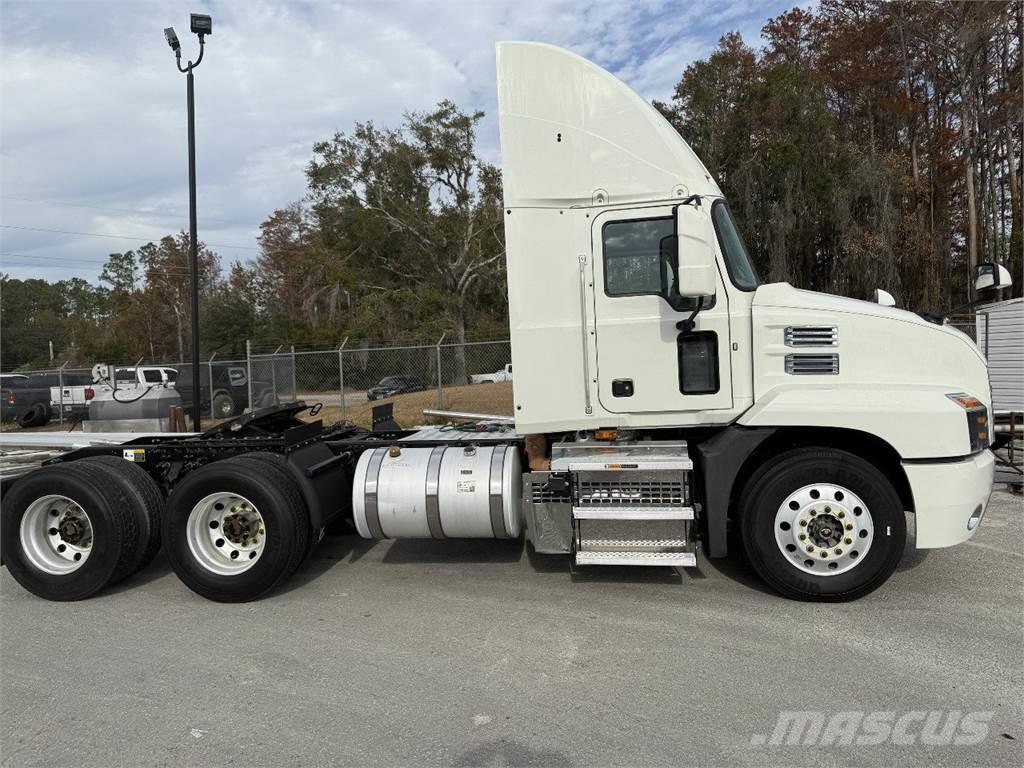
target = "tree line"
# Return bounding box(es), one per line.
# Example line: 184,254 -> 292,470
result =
2,0 -> 1019,373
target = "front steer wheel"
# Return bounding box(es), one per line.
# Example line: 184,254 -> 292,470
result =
162,455 -> 311,602
738,448 -> 906,602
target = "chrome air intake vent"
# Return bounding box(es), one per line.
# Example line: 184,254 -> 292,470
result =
575,471 -> 687,507
784,326 -> 838,347
785,353 -> 839,375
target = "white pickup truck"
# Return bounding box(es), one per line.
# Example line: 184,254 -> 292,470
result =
51,366 -> 178,417
470,364 -> 513,384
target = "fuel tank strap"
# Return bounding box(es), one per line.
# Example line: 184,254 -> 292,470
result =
424,445 -> 447,539
488,446 -> 510,538
363,448 -> 387,539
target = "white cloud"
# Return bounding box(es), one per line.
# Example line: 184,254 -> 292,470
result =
0,0 -> 791,282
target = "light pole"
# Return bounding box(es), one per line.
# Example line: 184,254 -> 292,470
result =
164,13 -> 211,430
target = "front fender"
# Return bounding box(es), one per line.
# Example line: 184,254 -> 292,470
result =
738,385 -> 973,460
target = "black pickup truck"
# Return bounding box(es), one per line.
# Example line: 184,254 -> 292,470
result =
1,372 -> 92,428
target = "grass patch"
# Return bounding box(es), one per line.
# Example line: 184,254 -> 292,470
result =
307,381 -> 514,429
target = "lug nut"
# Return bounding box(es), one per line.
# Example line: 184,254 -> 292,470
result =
819,551 -> 828,558
834,548 -> 843,555
844,537 -> 852,545
837,511 -> 845,518
824,506 -> 831,513
799,534 -> 807,541
845,524 -> 853,531
799,520 -> 807,527
810,510 -> 817,517
806,546 -> 814,553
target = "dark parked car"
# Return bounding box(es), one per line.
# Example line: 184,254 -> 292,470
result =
366,375 -> 426,401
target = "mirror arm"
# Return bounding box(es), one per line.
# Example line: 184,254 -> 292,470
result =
675,296 -> 705,334
679,194 -> 703,209
919,296 -> 986,325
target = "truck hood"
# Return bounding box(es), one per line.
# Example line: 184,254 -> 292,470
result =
749,281 -> 991,415
752,282 -> 982,362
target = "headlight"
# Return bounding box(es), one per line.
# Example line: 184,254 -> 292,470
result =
947,393 -> 989,451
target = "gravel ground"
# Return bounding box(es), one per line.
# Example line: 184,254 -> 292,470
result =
1,489 -> 1021,767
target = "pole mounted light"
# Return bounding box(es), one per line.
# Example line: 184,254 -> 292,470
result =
164,13 -> 212,430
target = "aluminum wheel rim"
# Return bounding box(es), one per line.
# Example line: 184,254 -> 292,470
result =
186,492 -> 266,576
20,495 -> 93,575
774,483 -> 874,576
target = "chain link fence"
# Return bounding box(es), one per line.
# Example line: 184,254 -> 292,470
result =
1,339 -> 512,430
945,313 -> 979,343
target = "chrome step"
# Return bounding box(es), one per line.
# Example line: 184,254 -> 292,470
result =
566,458 -> 692,471
575,550 -> 697,567
582,538 -> 687,551
572,506 -> 694,521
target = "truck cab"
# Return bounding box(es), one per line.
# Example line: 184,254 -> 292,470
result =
496,42 -> 1000,599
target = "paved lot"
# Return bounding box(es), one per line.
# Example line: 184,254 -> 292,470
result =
2,490 -> 1021,767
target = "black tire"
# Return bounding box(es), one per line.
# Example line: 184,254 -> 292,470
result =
17,402 -> 49,428
1,462 -> 141,601
738,447 -> 906,602
212,392 -> 235,419
81,456 -> 164,576
162,456 -> 310,602
234,451 -> 320,563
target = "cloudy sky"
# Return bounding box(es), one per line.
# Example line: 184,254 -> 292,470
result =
0,0 -> 796,283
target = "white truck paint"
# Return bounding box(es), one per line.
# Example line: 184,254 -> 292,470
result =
470,364 -> 513,384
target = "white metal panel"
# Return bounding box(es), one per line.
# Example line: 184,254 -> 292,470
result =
976,298 -> 1024,412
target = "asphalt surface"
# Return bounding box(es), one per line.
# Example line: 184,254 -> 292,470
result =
1,490 -> 1021,768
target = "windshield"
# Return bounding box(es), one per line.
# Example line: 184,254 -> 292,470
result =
711,200 -> 760,291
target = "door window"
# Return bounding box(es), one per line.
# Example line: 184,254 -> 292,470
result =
601,216 -> 712,309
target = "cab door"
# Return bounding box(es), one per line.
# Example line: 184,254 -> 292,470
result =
591,205 -> 733,415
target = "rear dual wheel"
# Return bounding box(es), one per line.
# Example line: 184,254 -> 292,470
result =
162,454 -> 311,602
1,458 -> 161,601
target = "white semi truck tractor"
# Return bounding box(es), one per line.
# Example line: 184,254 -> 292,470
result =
1,43 -> 1010,603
